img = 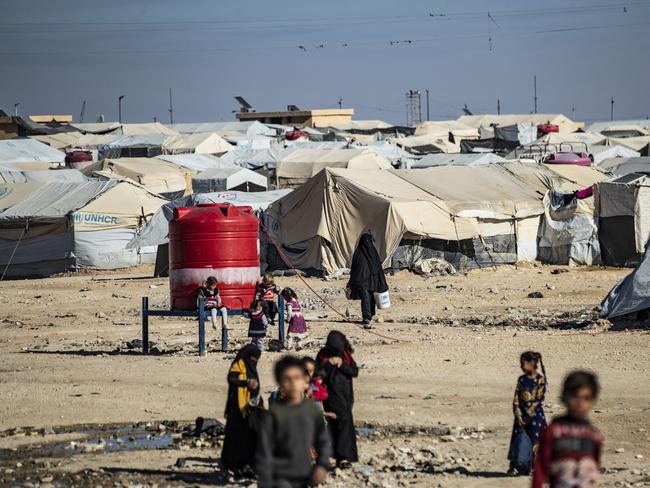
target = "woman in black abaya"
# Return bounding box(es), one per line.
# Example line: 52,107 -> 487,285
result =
316,330 -> 359,466
221,344 -> 263,472
347,232 -> 388,327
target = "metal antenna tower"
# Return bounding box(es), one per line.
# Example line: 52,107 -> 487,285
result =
405,89 -> 422,126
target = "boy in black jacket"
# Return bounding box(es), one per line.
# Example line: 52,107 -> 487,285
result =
256,356 -> 331,488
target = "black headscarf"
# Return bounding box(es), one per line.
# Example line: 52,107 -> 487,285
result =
317,330 -> 355,367
348,232 -> 388,295
231,344 -> 261,392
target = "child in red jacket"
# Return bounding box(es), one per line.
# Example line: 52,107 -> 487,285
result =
532,370 -> 603,488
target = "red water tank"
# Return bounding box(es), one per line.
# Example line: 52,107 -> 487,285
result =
169,204 -> 260,310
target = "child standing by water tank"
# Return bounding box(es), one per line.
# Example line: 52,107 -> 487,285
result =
248,299 -> 268,351
256,273 -> 280,325
281,287 -> 308,350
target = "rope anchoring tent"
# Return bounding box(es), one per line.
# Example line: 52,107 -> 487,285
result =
256,216 -> 401,342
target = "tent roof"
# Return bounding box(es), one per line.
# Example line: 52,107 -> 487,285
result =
71,122 -> 177,136
414,120 -> 479,137
590,145 -> 640,165
599,157 -> 650,176
277,148 -> 391,179
169,121 -> 275,136
161,132 -> 233,154
0,183 -> 45,211
0,180 -> 118,219
0,168 -> 84,184
0,139 -> 65,164
31,132 -> 84,150
388,132 -> 459,153
329,120 -> 393,131
458,114 -> 580,133
607,136 -> 650,152
157,153 -> 236,172
218,148 -> 280,169
412,153 -> 506,168
586,120 -> 650,133
99,158 -> 191,195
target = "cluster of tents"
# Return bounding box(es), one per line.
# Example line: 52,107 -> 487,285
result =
2,112 -> 650,322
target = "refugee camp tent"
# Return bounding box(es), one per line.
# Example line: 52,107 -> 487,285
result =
411,153 -> 506,168
0,168 -> 84,184
31,132 -> 83,150
0,183 -> 44,211
414,120 -> 479,139
223,134 -> 273,150
600,239 -> 650,320
95,158 -> 192,198
0,180 -> 166,277
540,163 -> 610,189
599,157 -> 650,176
192,167 -> 268,193
97,134 -> 167,159
589,145 -> 640,165
161,132 -> 233,155
170,121 -> 275,136
352,141 -> 417,168
0,139 -> 65,164
500,161 -> 605,193
266,166 -> 548,274
587,119 -> 650,134
586,122 -> 648,138
607,136 -> 650,155
458,114 -> 581,133
537,190 -> 600,266
276,148 -> 391,187
596,173 -> 650,267
218,148 -> 281,170
387,132 -> 459,154
71,122 -> 177,136
157,153 -> 235,172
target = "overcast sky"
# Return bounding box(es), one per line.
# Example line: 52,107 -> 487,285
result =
1,0 -> 649,125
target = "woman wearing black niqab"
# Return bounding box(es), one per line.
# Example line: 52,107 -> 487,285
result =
347,232 -> 388,327
316,330 -> 359,466
221,344 -> 263,472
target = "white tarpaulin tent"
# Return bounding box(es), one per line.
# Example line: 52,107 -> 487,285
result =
170,121 -> 275,136
217,148 -> 281,170
192,167 -> 268,193
599,157 -> 650,176
0,168 -> 84,184
0,180 -> 166,277
411,153 -> 506,168
161,132 -> 234,155
590,145 -> 640,165
71,122 -> 177,136
458,114 -> 581,133
157,153 -> 236,172
276,148 -> 391,187
414,120 -> 479,138
0,139 -> 65,164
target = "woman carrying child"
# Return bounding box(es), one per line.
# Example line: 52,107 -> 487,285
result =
281,287 -> 308,350
255,273 -> 280,325
507,350 -> 547,476
197,276 -> 228,332
316,330 -> 359,467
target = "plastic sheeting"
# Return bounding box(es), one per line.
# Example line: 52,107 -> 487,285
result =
192,167 -> 267,193
0,139 -> 65,164
537,191 -> 600,265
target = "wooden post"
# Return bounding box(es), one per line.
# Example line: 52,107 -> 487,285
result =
221,309 -> 228,352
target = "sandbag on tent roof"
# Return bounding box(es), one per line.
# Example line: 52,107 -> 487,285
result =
157,153 -> 236,172
0,180 -> 166,276
96,158 -> 192,199
192,167 -> 268,193
599,157 -> 650,176
458,114 -> 581,133
0,139 -> 65,164
0,168 -> 84,184
276,148 -> 391,187
161,132 -> 233,155
170,121 -> 275,136
600,238 -> 650,320
411,153 -> 506,168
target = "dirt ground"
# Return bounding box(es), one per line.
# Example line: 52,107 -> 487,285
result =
1,263 -> 649,487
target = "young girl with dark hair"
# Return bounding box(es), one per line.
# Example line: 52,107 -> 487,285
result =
508,350 -> 547,476
281,287 -> 308,350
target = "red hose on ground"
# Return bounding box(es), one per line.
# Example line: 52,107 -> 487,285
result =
256,217 -> 401,342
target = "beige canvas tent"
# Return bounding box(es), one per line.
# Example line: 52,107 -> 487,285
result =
31,132 -> 84,150
276,148 -> 391,187
96,158 -> 193,198
458,114 -> 582,133
0,180 -> 166,277
388,133 -> 460,154
161,132 -> 233,155
414,120 -> 479,139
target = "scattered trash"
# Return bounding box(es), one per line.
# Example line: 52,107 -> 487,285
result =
527,291 -> 544,299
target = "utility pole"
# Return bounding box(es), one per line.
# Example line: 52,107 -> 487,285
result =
571,105 -> 576,120
13,102 -> 20,116
610,97 -> 615,121
118,95 -> 125,123
497,98 -> 501,115
338,97 -> 343,109
533,75 -> 538,114
426,89 -> 430,121
169,88 -> 174,124
79,100 -> 86,123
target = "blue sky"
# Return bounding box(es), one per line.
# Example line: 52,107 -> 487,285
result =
1,0 -> 649,124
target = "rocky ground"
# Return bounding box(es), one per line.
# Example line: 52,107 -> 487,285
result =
0,263 -> 649,487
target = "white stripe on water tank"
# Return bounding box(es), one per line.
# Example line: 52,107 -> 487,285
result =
170,266 -> 260,288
